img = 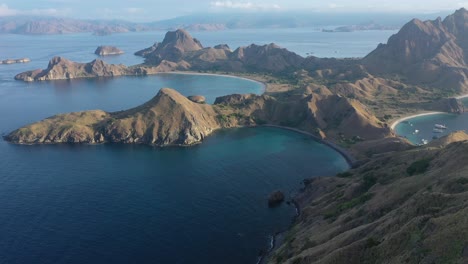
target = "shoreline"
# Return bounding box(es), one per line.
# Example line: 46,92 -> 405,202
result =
261,125 -> 357,168
389,111 -> 447,130
159,71 -> 268,94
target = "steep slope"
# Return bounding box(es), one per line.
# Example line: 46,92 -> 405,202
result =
362,9 -> 468,92
268,140 -> 468,264
140,29 -> 203,64
5,88 -> 220,146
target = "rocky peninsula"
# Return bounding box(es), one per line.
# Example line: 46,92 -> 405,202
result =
14,57 -> 136,82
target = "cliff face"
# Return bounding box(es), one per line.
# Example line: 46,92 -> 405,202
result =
5,88 -> 220,146
14,57 -> 134,81
268,136 -> 468,264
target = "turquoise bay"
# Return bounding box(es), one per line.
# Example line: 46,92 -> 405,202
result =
0,29 -> 395,263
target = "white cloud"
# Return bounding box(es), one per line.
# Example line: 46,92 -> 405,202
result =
0,4 -> 70,17
210,1 -> 280,10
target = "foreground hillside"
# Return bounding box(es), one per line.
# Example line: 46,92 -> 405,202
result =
268,133 -> 468,264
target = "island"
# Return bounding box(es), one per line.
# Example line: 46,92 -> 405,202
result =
6,8 -> 468,264
1,58 -> 30,64
94,46 -> 124,56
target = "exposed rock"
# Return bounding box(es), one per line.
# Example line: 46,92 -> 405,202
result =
94,46 -> 124,56
187,95 -> 206,104
14,57 -> 134,81
268,191 -> 285,207
134,42 -> 159,56
214,44 -> 231,50
0,58 -> 30,64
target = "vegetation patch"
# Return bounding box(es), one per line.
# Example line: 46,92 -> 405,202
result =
406,158 -> 432,176
324,192 -> 374,220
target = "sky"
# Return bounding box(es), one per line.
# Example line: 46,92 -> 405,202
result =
0,0 -> 467,22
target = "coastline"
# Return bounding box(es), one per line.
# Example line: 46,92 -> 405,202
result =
261,125 -> 357,168
158,71 -> 267,94
389,111 -> 447,130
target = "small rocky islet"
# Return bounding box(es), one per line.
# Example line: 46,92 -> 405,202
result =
6,9 -> 468,264
94,46 -> 124,56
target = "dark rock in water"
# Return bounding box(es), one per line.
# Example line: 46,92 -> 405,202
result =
268,191 -> 285,207
187,95 -> 206,104
95,46 -> 124,56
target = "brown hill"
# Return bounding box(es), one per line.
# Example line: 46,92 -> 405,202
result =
136,29 -> 304,74
5,88 -> 220,146
14,57 -> 134,81
268,140 -> 468,264
363,8 -> 468,93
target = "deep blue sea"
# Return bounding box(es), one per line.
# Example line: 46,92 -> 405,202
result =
0,29 -> 393,263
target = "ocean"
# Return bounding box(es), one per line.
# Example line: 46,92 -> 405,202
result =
0,28 -> 393,263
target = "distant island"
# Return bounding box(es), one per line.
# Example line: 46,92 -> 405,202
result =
323,22 -> 399,32
0,12 -> 425,35
94,46 -> 124,56
1,58 -> 30,64
6,8 -> 468,264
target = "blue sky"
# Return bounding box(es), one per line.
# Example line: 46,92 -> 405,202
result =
0,0 -> 467,21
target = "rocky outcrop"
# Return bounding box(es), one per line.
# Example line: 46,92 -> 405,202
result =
5,88 -> 220,146
268,191 -> 285,207
94,46 -> 124,56
14,57 -> 134,81
187,95 -> 206,104
0,58 -> 30,64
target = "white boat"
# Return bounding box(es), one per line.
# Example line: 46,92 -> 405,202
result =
434,124 -> 447,129
421,139 -> 429,145
413,129 -> 419,134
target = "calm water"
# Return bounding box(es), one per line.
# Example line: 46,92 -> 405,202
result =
395,113 -> 468,144
0,29 -> 387,263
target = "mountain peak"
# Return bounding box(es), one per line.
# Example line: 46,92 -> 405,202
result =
161,29 -> 203,53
